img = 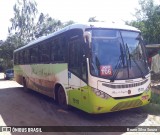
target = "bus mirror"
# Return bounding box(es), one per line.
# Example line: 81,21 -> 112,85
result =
84,32 -> 91,47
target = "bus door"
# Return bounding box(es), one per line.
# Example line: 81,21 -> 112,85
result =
68,37 -> 88,109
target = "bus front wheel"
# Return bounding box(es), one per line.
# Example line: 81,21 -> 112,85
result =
57,86 -> 68,109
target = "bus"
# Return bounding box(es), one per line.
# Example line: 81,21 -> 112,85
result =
14,22 -> 151,114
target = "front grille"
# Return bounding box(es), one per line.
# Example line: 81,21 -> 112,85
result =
102,79 -> 148,89
111,99 -> 143,111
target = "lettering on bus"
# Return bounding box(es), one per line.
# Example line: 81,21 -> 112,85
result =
138,88 -> 145,92
100,65 -> 112,76
112,90 -> 128,95
32,67 -> 50,76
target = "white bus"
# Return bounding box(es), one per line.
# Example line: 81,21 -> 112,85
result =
14,22 -> 151,114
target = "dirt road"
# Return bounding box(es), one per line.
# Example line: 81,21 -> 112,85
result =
0,73 -> 159,135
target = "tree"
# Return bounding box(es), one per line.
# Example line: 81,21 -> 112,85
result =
9,0 -> 38,46
8,0 -> 66,44
88,17 -> 99,22
34,13 -> 63,38
1,0 -> 75,70
128,0 -> 160,44
0,36 -> 16,70
63,20 -> 74,27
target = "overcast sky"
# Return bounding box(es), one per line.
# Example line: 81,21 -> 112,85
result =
0,0 -> 159,40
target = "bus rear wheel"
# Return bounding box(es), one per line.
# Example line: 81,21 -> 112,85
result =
57,86 -> 68,109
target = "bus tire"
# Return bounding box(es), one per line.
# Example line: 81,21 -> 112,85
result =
57,86 -> 68,109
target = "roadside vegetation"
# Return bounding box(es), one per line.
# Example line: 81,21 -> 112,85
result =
0,0 -> 74,71
127,0 -> 160,45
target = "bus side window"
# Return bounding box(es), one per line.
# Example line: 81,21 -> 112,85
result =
68,36 -> 88,82
21,51 -> 25,64
81,46 -> 87,82
59,36 -> 66,61
51,39 -> 58,62
19,51 -> 23,64
69,39 -> 81,76
55,38 -> 59,61
24,49 -> 30,64
39,42 -> 50,63
17,52 -> 20,64
30,46 -> 38,64
51,37 -> 65,63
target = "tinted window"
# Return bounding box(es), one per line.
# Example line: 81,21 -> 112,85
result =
20,51 -> 24,64
92,29 -> 117,37
24,49 -> 30,64
51,36 -> 65,62
39,41 -> 50,63
69,38 -> 81,76
30,46 -> 38,63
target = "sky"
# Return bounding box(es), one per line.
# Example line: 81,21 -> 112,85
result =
0,0 -> 159,40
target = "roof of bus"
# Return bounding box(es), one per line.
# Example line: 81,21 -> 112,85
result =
14,22 -> 140,52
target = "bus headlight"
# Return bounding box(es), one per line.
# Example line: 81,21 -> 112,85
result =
92,88 -> 111,99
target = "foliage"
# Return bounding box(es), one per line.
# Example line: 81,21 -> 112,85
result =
63,20 -> 74,27
127,0 -> 160,44
9,0 -> 38,46
0,0 -> 74,70
0,36 -> 16,70
34,13 -> 62,38
8,0 -> 66,46
88,17 -> 99,22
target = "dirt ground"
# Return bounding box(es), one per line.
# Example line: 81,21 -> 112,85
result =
0,73 -> 159,135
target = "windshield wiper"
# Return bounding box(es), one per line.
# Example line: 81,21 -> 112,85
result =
110,43 -> 125,82
125,43 -> 132,68
120,43 -> 125,67
130,54 -> 145,79
91,54 -> 100,76
110,55 -> 123,82
125,43 -> 145,79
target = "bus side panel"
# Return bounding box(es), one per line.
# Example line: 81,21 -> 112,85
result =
14,63 -> 68,98
67,71 -> 91,112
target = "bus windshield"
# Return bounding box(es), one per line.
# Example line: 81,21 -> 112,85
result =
89,29 -> 149,80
